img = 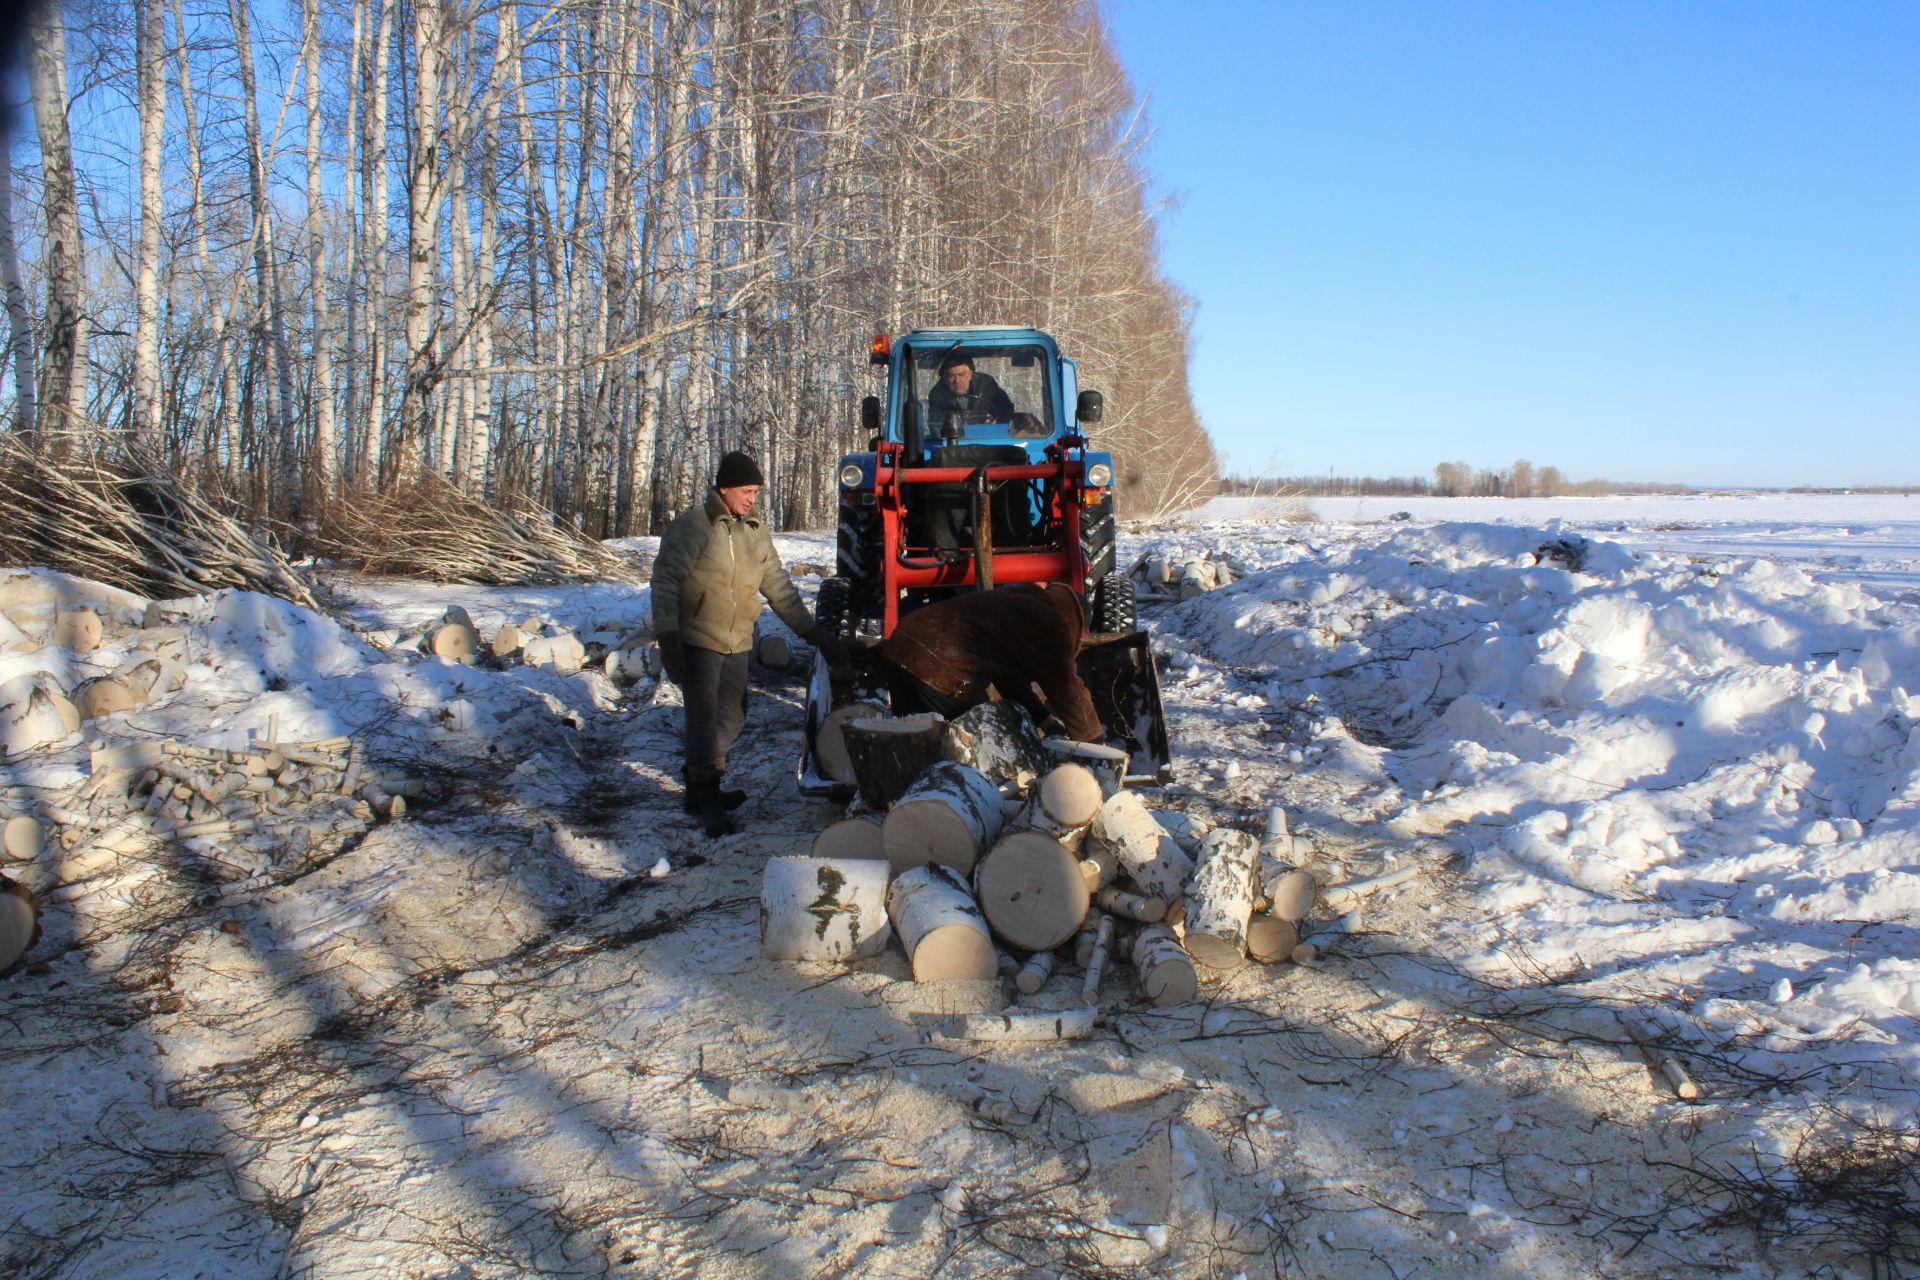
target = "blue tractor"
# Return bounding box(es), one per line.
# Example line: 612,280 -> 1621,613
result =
801,326 -> 1171,794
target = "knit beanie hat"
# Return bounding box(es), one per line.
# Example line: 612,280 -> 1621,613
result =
715,451 -> 764,489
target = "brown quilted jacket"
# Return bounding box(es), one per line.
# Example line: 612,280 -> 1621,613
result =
882,583 -> 1102,742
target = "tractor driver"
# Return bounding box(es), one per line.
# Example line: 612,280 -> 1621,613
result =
928,353 -> 1016,427
879,582 -> 1104,743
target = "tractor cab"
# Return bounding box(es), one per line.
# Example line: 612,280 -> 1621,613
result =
801,326 -> 1171,797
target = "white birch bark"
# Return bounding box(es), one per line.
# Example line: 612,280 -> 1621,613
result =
302,0 -> 337,491
0,137 -> 36,436
132,0 -> 167,443
26,7 -> 85,432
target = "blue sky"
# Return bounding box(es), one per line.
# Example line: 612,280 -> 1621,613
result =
1104,2 -> 1920,487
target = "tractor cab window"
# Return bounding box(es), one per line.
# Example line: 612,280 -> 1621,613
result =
907,346 -> 1053,443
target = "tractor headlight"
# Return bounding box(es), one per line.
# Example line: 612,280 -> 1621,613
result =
1086,462 -> 1112,488
839,463 -> 866,489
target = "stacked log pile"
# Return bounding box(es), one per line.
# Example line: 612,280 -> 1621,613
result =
763,706 -> 1379,1033
0,602 -> 189,759
1128,550 -> 1252,603
413,605 -> 662,687
0,724 -> 424,972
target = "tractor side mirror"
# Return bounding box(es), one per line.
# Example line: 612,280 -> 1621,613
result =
860,395 -> 880,434
902,399 -> 923,463
1076,389 -> 1104,424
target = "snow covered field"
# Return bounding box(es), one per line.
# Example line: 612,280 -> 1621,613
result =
3,492 -> 1917,1278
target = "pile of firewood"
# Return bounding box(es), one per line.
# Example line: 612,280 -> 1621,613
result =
1,726 -> 417,973
1,602 -> 188,759
760,703 -> 1368,1038
1129,550 -> 1253,602
0,431 -> 319,610
318,474 -> 642,586
411,604 -> 663,685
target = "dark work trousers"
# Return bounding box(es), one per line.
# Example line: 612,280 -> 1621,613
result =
683,645 -> 751,785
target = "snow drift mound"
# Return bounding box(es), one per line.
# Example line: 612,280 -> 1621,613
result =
1156,520 -> 1920,1069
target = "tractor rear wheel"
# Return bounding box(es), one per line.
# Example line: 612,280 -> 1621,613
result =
1094,572 -> 1136,634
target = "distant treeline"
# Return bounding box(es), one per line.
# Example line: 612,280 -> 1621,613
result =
1221,460 -> 1688,499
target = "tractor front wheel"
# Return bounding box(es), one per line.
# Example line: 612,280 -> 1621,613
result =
1094,572 -> 1136,634
815,576 -> 856,642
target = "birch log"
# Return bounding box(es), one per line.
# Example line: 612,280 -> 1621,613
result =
1073,908 -> 1107,968
883,761 -> 1006,876
1014,950 -> 1054,994
760,856 -> 892,963
74,676 -> 141,721
1040,739 -> 1128,796
940,701 -> 1050,782
1262,868 -> 1318,923
1183,828 -> 1259,969
973,830 -> 1090,952
842,713 -> 946,809
755,632 -> 792,671
810,815 -> 887,861
1079,913 -> 1114,1005
428,621 -> 480,663
1261,805 -> 1292,860
0,875 -> 37,970
886,864 -> 997,982
1,676 -> 79,757
53,608 -> 103,653
3,815 -> 43,861
1088,791 -> 1192,902
1132,924 -> 1197,1006
492,623 -> 524,658
1319,864 -> 1419,911
1246,915 -> 1300,965
942,1008 -> 1096,1041
1092,884 -> 1166,923
1009,764 -> 1102,852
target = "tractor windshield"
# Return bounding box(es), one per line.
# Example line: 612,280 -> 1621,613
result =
905,345 -> 1054,442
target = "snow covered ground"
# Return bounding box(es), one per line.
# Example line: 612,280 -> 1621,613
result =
3,492 -> 1917,1278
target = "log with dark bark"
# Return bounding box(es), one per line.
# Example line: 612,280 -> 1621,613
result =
843,713 -> 946,809
939,701 -> 1050,783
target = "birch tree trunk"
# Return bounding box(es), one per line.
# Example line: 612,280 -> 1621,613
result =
0,138 -> 35,436
27,6 -> 85,435
398,0 -> 447,480
131,0 -> 167,444
302,0 -> 337,493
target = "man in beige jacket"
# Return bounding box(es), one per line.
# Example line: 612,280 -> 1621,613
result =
652,452 -> 845,835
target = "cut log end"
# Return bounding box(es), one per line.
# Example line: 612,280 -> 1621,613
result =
974,830 -> 1091,952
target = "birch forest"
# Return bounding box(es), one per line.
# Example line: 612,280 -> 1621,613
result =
0,0 -> 1215,550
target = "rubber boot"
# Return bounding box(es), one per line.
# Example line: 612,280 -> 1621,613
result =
681,778 -> 747,816
691,782 -> 736,838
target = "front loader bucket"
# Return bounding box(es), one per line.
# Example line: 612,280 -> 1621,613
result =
797,644 -> 894,798
1079,630 -> 1173,786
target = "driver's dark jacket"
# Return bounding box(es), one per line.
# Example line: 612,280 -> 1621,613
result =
929,371 -> 1016,424
881,583 -> 1103,742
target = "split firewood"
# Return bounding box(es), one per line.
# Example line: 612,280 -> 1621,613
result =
973,830 -> 1091,952
843,713 -> 947,809
1008,764 -> 1102,852
1079,913 -> 1115,1006
1092,883 -> 1166,923
523,632 -> 586,673
940,1008 -> 1096,1042
813,698 -> 888,785
1087,790 -> 1192,903
3,815 -> 44,862
1015,950 -> 1055,994
882,761 -> 1006,876
886,864 -> 998,982
1246,915 -> 1300,964
1319,864 -> 1418,911
1039,739 -> 1128,797
1182,828 -> 1259,970
1131,923 -> 1197,1006
1078,846 -> 1119,892
52,607 -> 103,653
939,701 -> 1051,783
810,815 -> 887,860
1619,1014 -> 1702,1101
0,876 -> 39,970
760,856 -> 892,963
